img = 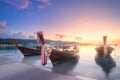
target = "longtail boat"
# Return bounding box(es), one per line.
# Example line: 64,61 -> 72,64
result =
12,39 -> 41,56
95,36 -> 114,57
37,31 -> 80,65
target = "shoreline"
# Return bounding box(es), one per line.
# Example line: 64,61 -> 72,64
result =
0,56 -> 82,80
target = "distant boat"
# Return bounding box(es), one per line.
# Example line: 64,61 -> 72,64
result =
37,31 -> 80,65
95,36 -> 114,57
12,39 -> 41,56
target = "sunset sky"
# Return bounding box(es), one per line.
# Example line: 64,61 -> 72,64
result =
0,0 -> 120,42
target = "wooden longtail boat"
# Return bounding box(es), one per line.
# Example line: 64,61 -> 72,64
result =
95,36 -> 114,57
37,31 -> 80,65
12,39 -> 41,56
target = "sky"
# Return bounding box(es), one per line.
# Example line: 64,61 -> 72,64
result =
0,0 -> 120,42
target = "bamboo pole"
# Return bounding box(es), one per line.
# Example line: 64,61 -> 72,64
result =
37,32 -> 47,65
103,36 -> 107,57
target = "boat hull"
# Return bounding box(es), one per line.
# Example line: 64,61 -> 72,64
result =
52,55 -> 79,74
17,46 -> 41,56
49,49 -> 80,65
12,38 -> 41,56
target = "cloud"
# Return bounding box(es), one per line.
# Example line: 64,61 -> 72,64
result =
0,31 -> 27,39
55,34 -> 66,39
0,0 -> 52,9
39,0 -> 51,4
29,35 -> 35,39
12,32 -> 27,39
0,20 -> 8,34
0,20 -> 6,27
0,20 -> 12,38
0,20 -> 27,39
38,0 -> 52,9
0,0 -> 29,9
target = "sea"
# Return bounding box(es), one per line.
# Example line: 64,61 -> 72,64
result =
0,45 -> 120,80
